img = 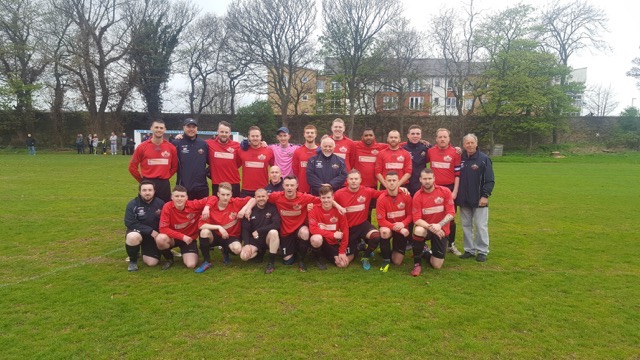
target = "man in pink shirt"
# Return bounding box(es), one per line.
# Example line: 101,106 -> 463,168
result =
268,127 -> 300,177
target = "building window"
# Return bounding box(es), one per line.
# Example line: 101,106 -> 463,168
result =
464,98 -> 473,110
302,95 -> 309,101
330,98 -> 341,113
434,79 -> 441,87
446,97 -> 457,107
409,96 -> 424,110
317,80 -> 325,93
383,96 -> 398,110
410,81 -> 424,92
433,97 -> 440,105
446,79 -> 454,91
330,81 -> 340,92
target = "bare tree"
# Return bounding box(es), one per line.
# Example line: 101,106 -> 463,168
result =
627,49 -> 640,90
584,83 -> 618,116
322,0 -> 402,137
226,0 -> 317,127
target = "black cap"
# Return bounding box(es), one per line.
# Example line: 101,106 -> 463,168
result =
277,127 -> 289,134
183,118 -> 198,126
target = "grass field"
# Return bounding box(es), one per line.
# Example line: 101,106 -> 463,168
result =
1,150 -> 639,359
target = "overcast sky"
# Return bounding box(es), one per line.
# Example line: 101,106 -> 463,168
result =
179,0 -> 640,114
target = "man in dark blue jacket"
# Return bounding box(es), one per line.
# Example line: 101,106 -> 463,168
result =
306,137 -> 347,196
124,180 -> 166,271
456,134 -> 495,262
172,118 -> 209,200
402,125 -> 431,196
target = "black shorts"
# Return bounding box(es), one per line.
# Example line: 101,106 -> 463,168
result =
172,238 -> 199,254
188,187 -> 209,200
210,235 -> 241,249
349,221 -> 376,243
212,183 -> 241,198
280,227 -> 305,256
391,230 -> 412,255
144,178 -> 171,203
239,189 -> 256,198
425,232 -> 448,260
244,234 -> 268,251
127,230 -> 160,260
320,240 -> 352,262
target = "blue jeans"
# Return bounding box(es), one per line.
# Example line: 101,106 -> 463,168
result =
28,146 -> 36,155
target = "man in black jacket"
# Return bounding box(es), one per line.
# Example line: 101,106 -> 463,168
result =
239,189 -> 281,273
306,137 -> 347,196
456,134 -> 495,262
172,118 -> 209,200
124,180 -> 166,271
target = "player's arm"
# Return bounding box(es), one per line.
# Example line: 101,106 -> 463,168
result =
481,158 -> 495,206
328,160 -> 347,190
338,214 -> 349,255
375,201 -> 394,229
169,146 -> 179,177
128,147 -> 143,182
124,201 -> 154,236
305,157 -> 322,191
308,211 -> 335,241
238,197 -> 256,219
241,217 -> 253,242
412,197 -> 429,228
402,197 -> 413,228
256,207 -> 281,236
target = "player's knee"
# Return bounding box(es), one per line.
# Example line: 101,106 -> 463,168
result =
379,227 -> 392,239
143,256 -> 159,267
309,235 -> 323,248
229,241 -> 242,254
431,258 -> 444,269
199,229 -> 211,238
240,248 -> 252,261
367,230 -> 380,239
266,229 -> 279,241
414,226 -> 427,237
298,226 -> 310,240
125,232 -> 142,246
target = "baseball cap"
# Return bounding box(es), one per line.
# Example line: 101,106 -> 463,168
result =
277,127 -> 289,134
183,118 -> 198,126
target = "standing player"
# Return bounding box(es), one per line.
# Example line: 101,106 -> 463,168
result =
207,121 -> 241,197
109,132 -> 118,155
402,125 -> 431,196
240,189 -> 281,274
263,175 -> 321,272
267,127 -> 300,177
375,130 -> 412,189
292,125 -> 319,193
265,166 -> 284,193
334,170 -> 385,270
238,126 -> 274,197
124,180 -> 166,271
128,119 -> 178,202
329,118 -> 356,170
353,127 -> 388,189
410,169 -> 455,276
427,128 -> 462,256
196,183 -> 255,273
172,118 -> 209,200
376,171 -> 413,272
306,137 -> 348,196
157,185 -> 214,270
308,185 -> 351,268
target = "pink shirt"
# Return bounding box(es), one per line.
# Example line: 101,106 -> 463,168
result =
268,143 -> 300,177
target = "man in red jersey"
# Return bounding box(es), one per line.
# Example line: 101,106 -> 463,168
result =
129,119 -> 178,202
309,185 -> 350,268
353,127 -> 388,189
334,170 -> 385,271
292,125 -> 319,193
410,169 -> 455,277
375,130 -> 412,190
207,121 -> 241,197
427,128 -> 462,256
238,126 -> 274,197
195,182 -> 255,273
157,185 -> 214,270
376,171 -> 413,272
329,118 -> 356,170
262,175 -> 321,272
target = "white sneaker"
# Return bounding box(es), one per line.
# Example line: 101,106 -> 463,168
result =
448,245 -> 462,256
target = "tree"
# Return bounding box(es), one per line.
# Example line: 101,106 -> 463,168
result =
321,0 -> 402,137
626,48 -> 640,90
612,106 -> 640,149
226,0 -> 317,126
584,83 -> 618,116
234,100 -> 277,143
128,0 -> 196,117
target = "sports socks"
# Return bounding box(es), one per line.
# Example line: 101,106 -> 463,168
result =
199,237 -> 211,262
125,244 -> 139,263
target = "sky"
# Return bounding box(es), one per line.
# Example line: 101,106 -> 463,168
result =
180,0 -> 640,114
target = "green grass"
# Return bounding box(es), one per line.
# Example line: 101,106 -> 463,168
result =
1,150 -> 639,359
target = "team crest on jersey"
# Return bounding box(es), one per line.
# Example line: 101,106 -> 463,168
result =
198,149 -> 204,154
265,212 -> 272,218
229,212 -> 237,219
357,195 -> 366,203
187,213 -> 195,219
420,151 -> 425,157
339,146 -> 347,153
293,204 -> 302,210
258,154 -> 266,160
397,156 -> 404,162
398,202 -> 405,209
161,151 -> 170,158
136,208 -> 146,216
331,164 -> 338,169
471,164 -> 479,170
155,209 -> 161,216
444,155 -> 452,162
330,216 -> 338,223
316,162 -> 323,168
227,147 -> 235,153
372,149 -> 379,155
181,146 -> 189,154
434,197 -> 444,204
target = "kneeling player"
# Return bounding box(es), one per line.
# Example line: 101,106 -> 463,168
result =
376,171 -> 413,272
196,182 -> 255,273
240,189 -> 281,274
124,180 -> 166,271
157,185 -> 214,270
410,169 -> 455,276
309,185 -> 351,268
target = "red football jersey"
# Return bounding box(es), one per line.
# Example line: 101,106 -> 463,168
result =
129,139 -> 178,182
206,137 -> 241,184
412,185 -> 455,236
375,147 -> 413,182
268,191 -> 320,237
331,135 -> 356,171
376,192 -> 413,229
198,196 -> 251,237
159,197 -> 213,240
334,186 -> 383,227
427,145 -> 461,186
353,141 -> 388,188
308,206 -> 350,254
238,146 -> 275,191
292,145 -> 318,193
